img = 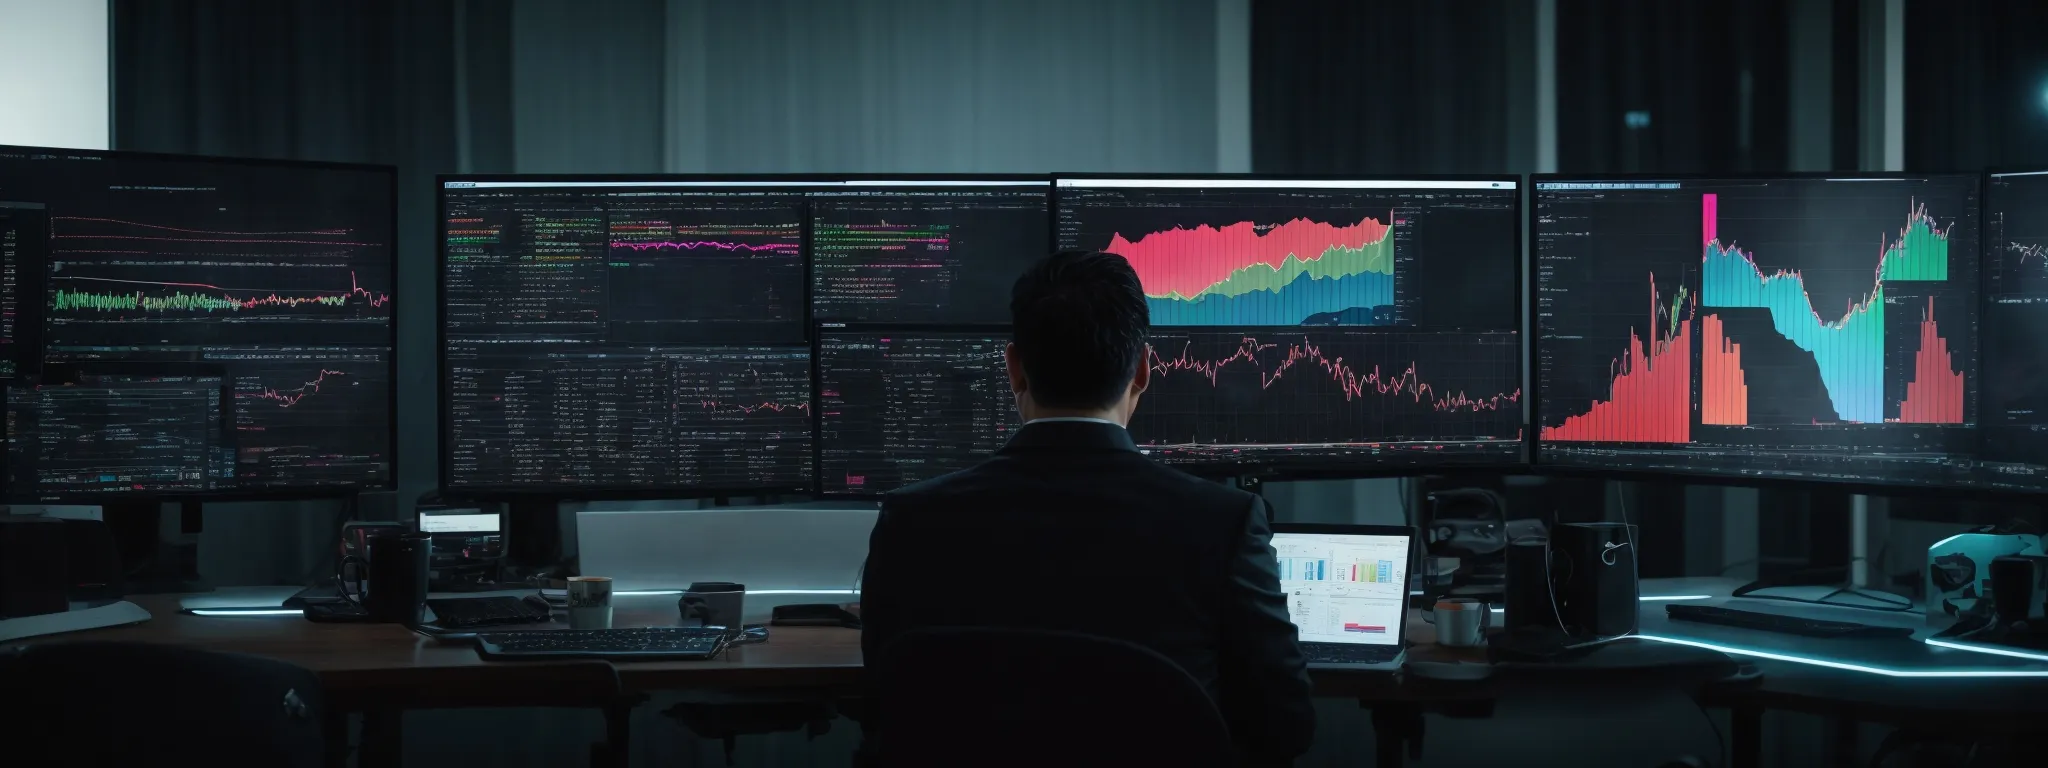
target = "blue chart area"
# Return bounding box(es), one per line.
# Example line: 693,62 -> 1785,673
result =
1145,270 -> 1395,326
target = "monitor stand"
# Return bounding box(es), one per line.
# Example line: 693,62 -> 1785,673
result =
106,499 -> 210,595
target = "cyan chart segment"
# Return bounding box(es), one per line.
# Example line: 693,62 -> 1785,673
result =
1106,215 -> 1396,325
1540,277 -> 1693,444
1700,193 -> 1886,423
1897,296 -> 1965,424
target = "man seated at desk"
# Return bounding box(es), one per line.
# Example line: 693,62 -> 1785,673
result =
860,249 -> 1316,765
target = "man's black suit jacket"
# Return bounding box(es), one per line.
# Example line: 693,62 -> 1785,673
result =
861,419 -> 1316,762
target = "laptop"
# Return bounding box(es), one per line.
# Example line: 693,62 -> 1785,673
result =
1271,523 -> 1416,670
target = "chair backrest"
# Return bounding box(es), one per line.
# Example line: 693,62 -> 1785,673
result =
0,641 -> 325,768
874,627 -> 1234,768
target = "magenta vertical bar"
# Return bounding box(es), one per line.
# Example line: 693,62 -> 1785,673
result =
1702,194 -> 1718,245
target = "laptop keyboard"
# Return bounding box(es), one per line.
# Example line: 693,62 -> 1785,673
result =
1303,644 -> 1401,664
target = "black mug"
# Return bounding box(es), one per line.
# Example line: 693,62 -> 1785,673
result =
339,532 -> 431,625
1990,555 -> 2048,626
680,581 -> 746,637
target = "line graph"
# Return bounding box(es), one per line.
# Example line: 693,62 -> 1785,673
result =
1875,201 -> 1952,281
1105,215 -> 1396,325
249,368 -> 348,408
1128,328 -> 1522,463
697,399 -> 810,415
609,240 -> 801,254
51,271 -> 392,313
1540,277 -> 1693,444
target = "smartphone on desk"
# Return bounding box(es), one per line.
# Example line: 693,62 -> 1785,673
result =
303,600 -> 371,623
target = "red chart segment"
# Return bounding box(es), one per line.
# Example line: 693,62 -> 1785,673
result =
1897,297 -> 1964,424
1146,336 -> 1519,413
1701,313 -> 1750,426
1541,276 -> 1693,443
1105,216 -> 1392,299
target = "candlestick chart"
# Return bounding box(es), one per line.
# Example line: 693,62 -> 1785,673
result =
1128,328 -> 1522,465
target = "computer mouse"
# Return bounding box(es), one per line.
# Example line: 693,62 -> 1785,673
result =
1405,661 -> 1494,682
521,594 -> 555,616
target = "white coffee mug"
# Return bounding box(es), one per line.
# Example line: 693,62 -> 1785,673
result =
1424,597 -> 1493,647
566,576 -> 614,630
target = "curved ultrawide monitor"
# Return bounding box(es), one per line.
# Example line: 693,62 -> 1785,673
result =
1054,175 -> 1526,475
0,145 -> 398,500
1532,174 -> 1982,490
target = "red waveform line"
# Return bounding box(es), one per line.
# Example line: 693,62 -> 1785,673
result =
1897,296 -> 1964,424
1145,337 -> 1519,413
51,216 -> 353,236
64,271 -> 392,309
1701,313 -> 1749,426
1105,214 -> 1392,299
609,241 -> 799,252
1540,275 -> 1693,444
251,369 -> 347,408
698,399 -> 810,415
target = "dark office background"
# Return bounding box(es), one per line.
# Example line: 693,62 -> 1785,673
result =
83,0 -> 2048,765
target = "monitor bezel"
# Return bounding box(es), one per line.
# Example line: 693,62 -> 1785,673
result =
433,173 -> 1051,501
1051,172 -> 1531,482
0,143 -> 400,503
1526,170 -> 1999,500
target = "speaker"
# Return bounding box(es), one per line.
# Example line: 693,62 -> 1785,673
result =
1551,522 -> 1639,638
60,518 -> 123,602
0,516 -> 69,619
1503,535 -> 1553,630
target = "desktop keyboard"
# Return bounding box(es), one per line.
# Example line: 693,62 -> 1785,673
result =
474,627 -> 728,661
1665,604 -> 1916,639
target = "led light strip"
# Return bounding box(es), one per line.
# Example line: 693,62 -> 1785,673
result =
1636,634 -> 2048,678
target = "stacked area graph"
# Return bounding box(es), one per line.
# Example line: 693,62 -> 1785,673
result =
1540,278 -> 1693,444
1104,215 -> 1395,325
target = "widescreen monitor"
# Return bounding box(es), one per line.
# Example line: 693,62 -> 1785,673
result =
1532,174 -> 1981,489
1979,169 -> 2048,490
1055,176 -> 1525,472
438,177 -> 825,495
0,145 -> 396,499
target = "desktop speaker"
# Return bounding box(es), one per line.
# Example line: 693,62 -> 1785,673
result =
0,516 -> 69,619
1503,535 -> 1554,630
1550,522 -> 1638,638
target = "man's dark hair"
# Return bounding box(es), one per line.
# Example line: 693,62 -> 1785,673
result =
1009,249 -> 1151,410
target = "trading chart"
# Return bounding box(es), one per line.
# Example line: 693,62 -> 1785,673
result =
1979,170 -> 2048,486
1535,177 -> 1979,487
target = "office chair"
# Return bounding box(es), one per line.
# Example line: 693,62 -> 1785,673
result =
0,641 -> 325,768
873,627 -> 1236,768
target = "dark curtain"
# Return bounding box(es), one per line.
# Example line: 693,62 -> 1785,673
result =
1555,0 -> 1793,174
112,0 -> 512,507
1905,0 -> 2048,171
1251,0 -> 1523,175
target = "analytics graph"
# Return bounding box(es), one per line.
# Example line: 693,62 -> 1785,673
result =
1128,328 -> 1521,465
1540,279 -> 1695,443
605,210 -> 805,343
1055,182 -> 1521,330
1106,215 -> 1396,326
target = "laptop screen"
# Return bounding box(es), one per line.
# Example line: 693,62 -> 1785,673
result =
1272,531 -> 1411,646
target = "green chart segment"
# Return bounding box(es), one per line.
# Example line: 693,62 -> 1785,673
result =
1183,236 -> 1395,301
1876,200 -> 1951,282
1141,223 -> 1397,326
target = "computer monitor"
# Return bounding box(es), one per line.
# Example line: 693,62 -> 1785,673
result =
1271,524 -> 1413,647
815,329 -> 1016,495
809,178 -> 1050,324
1978,169 -> 2048,490
439,177 -> 822,495
1533,175 -> 1982,489
0,145 -> 397,499
1055,176 -> 1525,472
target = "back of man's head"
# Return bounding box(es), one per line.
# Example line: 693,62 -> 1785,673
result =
1008,249 -> 1150,412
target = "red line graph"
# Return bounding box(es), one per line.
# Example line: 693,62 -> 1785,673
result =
51,216 -> 353,236
610,241 -> 799,253
1896,297 -> 1964,424
697,400 -> 810,415
250,369 -> 347,408
1146,336 -> 1519,413
1106,215 -> 1392,299
1541,275 -> 1693,443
